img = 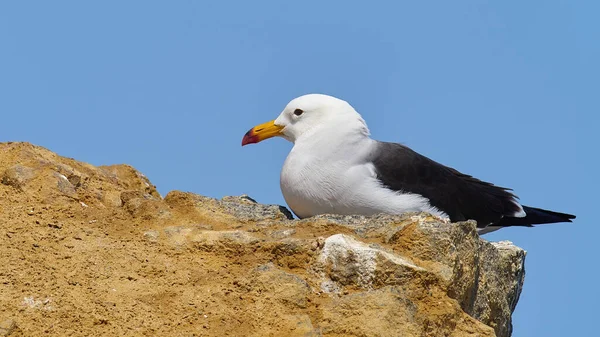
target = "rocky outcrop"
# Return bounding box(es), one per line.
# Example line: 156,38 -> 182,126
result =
0,142 -> 525,337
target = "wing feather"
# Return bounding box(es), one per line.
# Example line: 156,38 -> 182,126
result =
370,142 -> 522,226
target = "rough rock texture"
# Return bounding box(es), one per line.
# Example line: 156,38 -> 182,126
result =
0,142 -> 526,337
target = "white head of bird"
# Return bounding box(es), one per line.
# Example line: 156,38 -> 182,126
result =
241,94 -> 370,146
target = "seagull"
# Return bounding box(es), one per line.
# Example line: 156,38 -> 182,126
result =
241,94 -> 575,233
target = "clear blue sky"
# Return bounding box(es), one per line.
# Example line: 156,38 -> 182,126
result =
1,1 -> 596,336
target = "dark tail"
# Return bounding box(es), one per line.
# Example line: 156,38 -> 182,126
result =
497,205 -> 576,228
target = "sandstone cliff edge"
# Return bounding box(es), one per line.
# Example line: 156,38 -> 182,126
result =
0,142 -> 525,337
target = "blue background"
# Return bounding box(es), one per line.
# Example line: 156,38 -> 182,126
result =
1,2 -> 596,336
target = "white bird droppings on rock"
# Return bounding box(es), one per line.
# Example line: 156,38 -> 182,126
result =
22,297 -> 53,311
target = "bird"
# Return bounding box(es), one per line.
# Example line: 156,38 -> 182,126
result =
241,94 -> 575,233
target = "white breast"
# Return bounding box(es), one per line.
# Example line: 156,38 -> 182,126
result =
279,140 -> 448,219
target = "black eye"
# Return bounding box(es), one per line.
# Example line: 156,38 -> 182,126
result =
293,109 -> 304,116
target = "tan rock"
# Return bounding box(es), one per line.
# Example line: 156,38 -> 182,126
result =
0,142 -> 527,337
1,165 -> 35,189
0,319 -> 17,336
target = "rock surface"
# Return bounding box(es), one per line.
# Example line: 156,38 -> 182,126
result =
0,142 -> 526,337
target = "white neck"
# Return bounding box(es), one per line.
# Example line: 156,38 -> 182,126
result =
292,125 -> 374,163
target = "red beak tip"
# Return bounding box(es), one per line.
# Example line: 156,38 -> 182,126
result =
241,130 -> 258,146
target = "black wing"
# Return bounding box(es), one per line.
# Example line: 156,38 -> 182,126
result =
370,141 -> 523,226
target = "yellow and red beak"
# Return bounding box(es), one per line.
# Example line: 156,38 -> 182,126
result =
241,120 -> 284,146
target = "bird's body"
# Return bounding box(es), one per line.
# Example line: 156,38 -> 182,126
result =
280,135 -> 447,220
242,94 -> 575,233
